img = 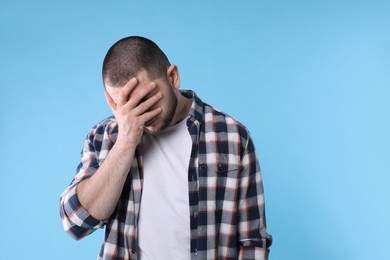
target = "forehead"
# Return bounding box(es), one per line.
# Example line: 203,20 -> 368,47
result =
105,70 -> 166,102
105,70 -> 150,87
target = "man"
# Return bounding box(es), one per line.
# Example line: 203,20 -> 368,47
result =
60,36 -> 272,260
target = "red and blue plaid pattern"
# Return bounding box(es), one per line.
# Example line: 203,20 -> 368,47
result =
60,90 -> 272,259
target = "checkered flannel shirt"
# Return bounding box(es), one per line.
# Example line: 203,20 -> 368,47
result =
60,90 -> 272,259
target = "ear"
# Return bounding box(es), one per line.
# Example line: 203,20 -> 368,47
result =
166,65 -> 180,89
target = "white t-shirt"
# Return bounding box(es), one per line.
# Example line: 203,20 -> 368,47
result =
138,118 -> 192,260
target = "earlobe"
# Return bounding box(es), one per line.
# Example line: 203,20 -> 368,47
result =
167,65 -> 180,89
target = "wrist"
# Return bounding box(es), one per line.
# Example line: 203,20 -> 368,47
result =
114,136 -> 139,151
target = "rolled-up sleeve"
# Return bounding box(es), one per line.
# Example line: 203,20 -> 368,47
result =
60,125 -> 110,240
238,132 -> 272,259
60,184 -> 105,240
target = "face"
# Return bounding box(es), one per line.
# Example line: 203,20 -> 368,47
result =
105,69 -> 179,135
143,76 -> 178,135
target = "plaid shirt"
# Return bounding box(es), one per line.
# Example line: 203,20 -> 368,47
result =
60,90 -> 272,259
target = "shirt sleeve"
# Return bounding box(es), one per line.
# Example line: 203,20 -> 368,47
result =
59,125 -> 111,240
237,131 -> 272,259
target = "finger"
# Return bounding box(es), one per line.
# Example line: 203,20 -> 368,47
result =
104,90 -> 116,111
126,82 -> 157,109
140,107 -> 163,125
117,78 -> 138,105
132,92 -> 163,116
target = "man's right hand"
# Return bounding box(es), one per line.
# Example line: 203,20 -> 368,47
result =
77,77 -> 163,221
104,78 -> 163,148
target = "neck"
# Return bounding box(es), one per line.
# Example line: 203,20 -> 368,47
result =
171,91 -> 193,126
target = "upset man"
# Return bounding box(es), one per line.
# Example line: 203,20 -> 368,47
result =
60,36 -> 272,260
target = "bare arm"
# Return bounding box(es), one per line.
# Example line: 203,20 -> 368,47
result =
76,141 -> 137,220
77,78 -> 162,220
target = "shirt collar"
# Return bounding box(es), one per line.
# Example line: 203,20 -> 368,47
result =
180,89 -> 204,124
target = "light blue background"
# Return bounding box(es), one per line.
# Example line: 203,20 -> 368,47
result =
1,1 -> 389,259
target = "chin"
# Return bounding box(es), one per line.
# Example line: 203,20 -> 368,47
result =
144,123 -> 164,135
144,118 -> 170,135
144,126 -> 159,135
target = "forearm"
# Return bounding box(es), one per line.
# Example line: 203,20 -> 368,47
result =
77,141 -> 137,220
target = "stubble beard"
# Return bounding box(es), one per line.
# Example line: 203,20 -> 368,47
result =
144,87 -> 178,135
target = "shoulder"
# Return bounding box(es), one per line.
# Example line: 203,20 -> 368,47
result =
202,102 -> 251,142
200,102 -> 257,161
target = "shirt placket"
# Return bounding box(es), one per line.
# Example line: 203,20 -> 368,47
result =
187,115 -> 201,258
130,146 -> 144,259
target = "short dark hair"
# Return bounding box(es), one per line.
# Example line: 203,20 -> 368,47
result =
102,36 -> 171,87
